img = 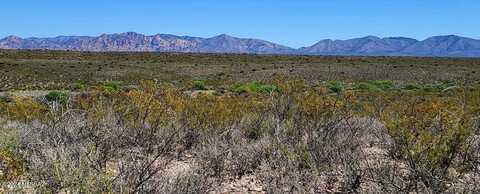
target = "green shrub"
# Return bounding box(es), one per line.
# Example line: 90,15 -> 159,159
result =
355,82 -> 380,92
257,84 -> 280,94
102,82 -> 120,94
230,83 -> 248,93
193,80 -> 207,90
45,91 -> 69,104
230,81 -> 280,94
327,80 -> 344,93
355,80 -> 394,92
403,84 -> 422,91
371,80 -> 394,91
72,80 -> 87,91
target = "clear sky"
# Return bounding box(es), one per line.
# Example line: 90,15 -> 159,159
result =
1,0 -> 479,48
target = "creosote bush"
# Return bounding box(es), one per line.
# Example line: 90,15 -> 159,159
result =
192,80 -> 207,90
71,80 -> 87,91
101,82 -> 121,94
367,89 -> 480,193
356,80 -> 395,92
230,81 -> 280,94
327,80 -> 344,93
45,91 -> 69,104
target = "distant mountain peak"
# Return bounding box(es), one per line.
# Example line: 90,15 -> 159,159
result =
210,34 -> 235,39
362,35 -> 381,40
2,35 -> 22,41
383,37 -> 418,41
217,33 -> 230,37
121,31 -> 142,35
434,34 -> 461,38
1,33 -> 479,57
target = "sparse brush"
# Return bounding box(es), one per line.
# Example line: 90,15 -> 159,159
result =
0,77 -> 479,193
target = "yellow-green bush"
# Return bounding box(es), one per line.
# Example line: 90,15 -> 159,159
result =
0,149 -> 24,181
0,126 -> 23,182
380,94 -> 478,191
0,96 -> 50,122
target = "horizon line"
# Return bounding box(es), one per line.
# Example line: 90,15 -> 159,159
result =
1,32 -> 473,49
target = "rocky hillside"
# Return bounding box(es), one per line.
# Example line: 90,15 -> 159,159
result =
300,35 -> 480,57
1,33 -> 480,57
298,36 -> 419,56
0,32 -> 294,54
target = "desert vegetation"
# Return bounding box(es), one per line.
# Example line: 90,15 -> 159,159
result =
1,50 -> 480,91
1,50 -> 480,193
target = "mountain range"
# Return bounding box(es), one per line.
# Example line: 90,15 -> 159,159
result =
1,32 -> 480,57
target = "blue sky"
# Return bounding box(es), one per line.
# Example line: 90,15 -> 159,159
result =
1,0 -> 479,48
